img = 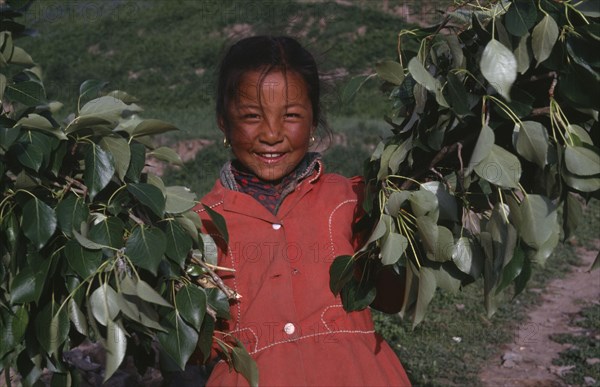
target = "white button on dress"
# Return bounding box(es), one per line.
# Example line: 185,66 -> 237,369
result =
283,322 -> 295,335
272,223 -> 282,230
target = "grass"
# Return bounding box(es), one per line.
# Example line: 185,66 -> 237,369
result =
550,304 -> 600,386
18,0 -> 433,121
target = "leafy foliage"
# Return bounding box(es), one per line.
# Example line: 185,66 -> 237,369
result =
0,2 -> 256,385
333,0 -> 600,326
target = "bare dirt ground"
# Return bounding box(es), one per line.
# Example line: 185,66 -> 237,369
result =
479,241 -> 600,387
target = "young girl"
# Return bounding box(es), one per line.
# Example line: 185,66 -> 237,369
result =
193,36 -> 411,386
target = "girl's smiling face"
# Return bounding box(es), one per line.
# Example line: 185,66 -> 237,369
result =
222,69 -> 314,182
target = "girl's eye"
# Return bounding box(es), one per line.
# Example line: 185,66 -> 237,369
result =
285,113 -> 301,118
243,113 -> 260,120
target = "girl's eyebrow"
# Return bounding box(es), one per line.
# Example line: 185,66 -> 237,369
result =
284,103 -> 309,110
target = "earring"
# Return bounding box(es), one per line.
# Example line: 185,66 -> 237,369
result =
309,135 -> 316,144
223,137 -> 230,148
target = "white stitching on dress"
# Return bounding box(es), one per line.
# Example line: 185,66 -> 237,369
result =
194,200 -> 224,213
308,160 -> 324,184
320,304 -> 344,332
328,199 -> 357,259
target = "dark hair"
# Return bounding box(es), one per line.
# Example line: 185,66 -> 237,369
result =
216,36 -> 329,139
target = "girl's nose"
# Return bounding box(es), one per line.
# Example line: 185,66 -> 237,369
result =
259,122 -> 283,144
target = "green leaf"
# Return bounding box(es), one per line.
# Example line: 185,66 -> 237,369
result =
388,138 -> 413,174
377,143 -> 398,180
562,193 -> 582,241
35,301 -> 69,356
514,121 -> 549,168
79,79 -> 108,104
384,191 -> 411,216
527,223 -> 560,265
21,196 -> 57,250
89,216 -> 125,249
5,80 -> 46,106
148,146 -> 183,166
11,306 -> 29,346
564,145 -> 600,176
409,189 -> 438,220
68,299 -> 88,336
99,136 -> 131,181
512,251 -> 531,299
79,96 -> 129,123
203,204 -> 229,244
408,57 -> 448,107
64,239 -> 103,278
165,186 -> 197,214
562,168 -> 600,192
329,255 -> 355,295
175,285 -> 206,331
13,141 -> 44,171
72,229 -> 105,250
480,39 -> 517,101
200,234 -> 218,265
413,267 -> 437,327
127,183 -> 165,217
381,232 -> 408,265
206,288 -> 231,319
532,14 -> 559,66
17,114 -> 67,140
505,0 -> 537,37
452,237 -> 483,278
421,182 -> 458,222
376,60 -> 405,85
515,33 -> 531,74
519,195 -> 557,249
89,283 -> 120,326
56,194 -> 89,237
566,124 -> 594,145
10,47 -> 34,65
132,119 -> 178,137
157,311 -> 199,370
125,225 -> 167,275
475,145 -> 522,188
495,244 -> 525,294
84,143 -> 115,201
148,173 -> 166,195
340,276 -> 376,312
104,319 -> 127,382
164,220 -> 192,267
445,72 -> 472,116
136,279 -> 171,307
194,316 -> 214,364
232,340 -> 259,387
10,253 -> 52,304
0,73 -> 5,101
467,125 -> 495,175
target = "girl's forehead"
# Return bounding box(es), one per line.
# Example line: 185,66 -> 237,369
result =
236,69 -> 309,102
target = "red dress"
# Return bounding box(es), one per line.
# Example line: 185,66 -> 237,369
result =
194,163 -> 411,386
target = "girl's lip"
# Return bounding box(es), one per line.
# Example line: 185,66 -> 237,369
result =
254,152 -> 286,164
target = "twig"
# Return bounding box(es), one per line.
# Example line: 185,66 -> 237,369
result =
192,256 -> 240,300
